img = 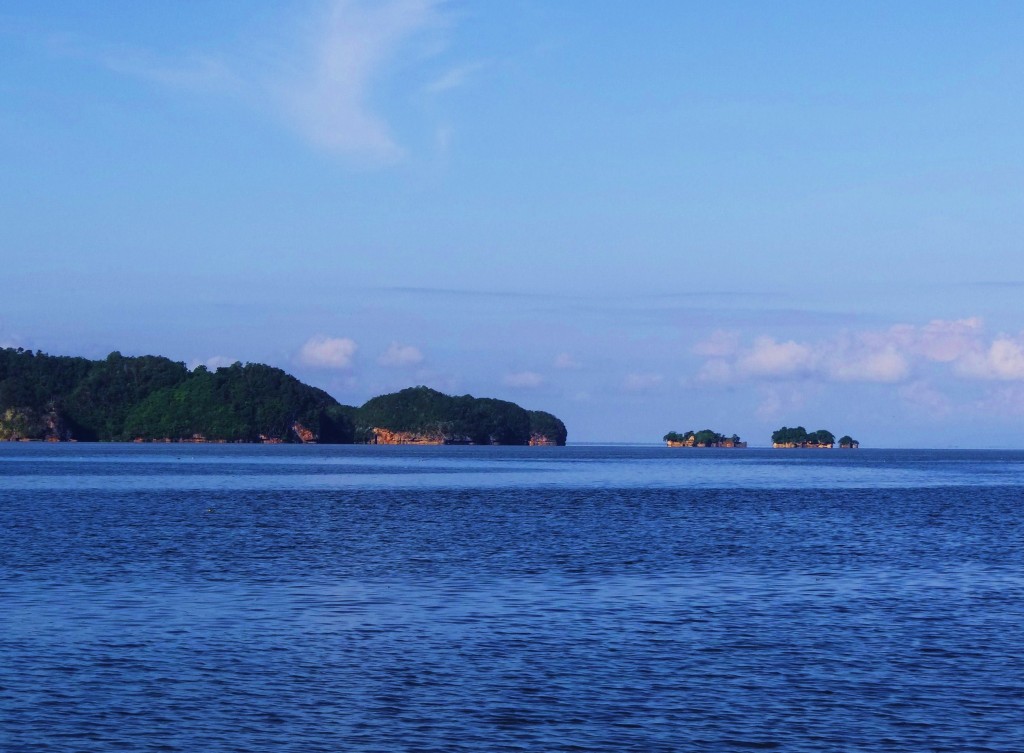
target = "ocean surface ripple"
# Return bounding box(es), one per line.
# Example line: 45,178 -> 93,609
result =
2,445 -> 1023,752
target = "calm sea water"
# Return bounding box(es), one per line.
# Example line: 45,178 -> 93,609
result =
2,444 -> 1023,752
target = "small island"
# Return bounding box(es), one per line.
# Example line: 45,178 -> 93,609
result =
663,429 -> 746,448
771,426 -> 858,448
0,348 -> 566,445
357,386 -> 566,446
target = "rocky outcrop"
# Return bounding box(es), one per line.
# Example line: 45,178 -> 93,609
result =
527,411 -> 567,446
291,423 -> 317,443
0,406 -> 72,442
371,427 -> 448,445
528,433 -> 559,446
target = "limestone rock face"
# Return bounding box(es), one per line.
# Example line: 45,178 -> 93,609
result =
370,427 -> 447,445
528,433 -> 558,446
0,406 -> 72,442
292,423 -> 317,443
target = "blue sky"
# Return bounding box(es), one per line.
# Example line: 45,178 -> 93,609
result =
2,1 -> 1024,446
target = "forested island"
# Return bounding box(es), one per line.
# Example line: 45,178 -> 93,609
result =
359,386 -> 566,446
771,426 -> 859,448
0,348 -> 566,445
663,430 -> 746,448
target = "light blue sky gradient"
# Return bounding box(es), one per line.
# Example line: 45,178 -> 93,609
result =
3,1 -> 1024,446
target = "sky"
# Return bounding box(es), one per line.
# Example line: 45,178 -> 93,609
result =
2,1 -> 1024,447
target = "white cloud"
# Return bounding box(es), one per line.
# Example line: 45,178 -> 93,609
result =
738,338 -> 815,377
503,371 -> 544,389
377,342 -> 424,367
280,0 -> 442,161
622,372 -> 664,392
827,345 -> 909,383
692,330 -> 740,358
694,358 -> 733,383
553,352 -> 580,369
693,318 -> 1024,386
956,336 -> 1024,380
910,318 -> 983,362
299,335 -> 358,368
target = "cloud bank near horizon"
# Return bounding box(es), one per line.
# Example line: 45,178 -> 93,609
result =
692,318 -> 1024,386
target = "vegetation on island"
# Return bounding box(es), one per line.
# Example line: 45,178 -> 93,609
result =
838,435 -> 860,448
0,348 -> 566,445
663,429 -> 744,448
526,409 -> 569,446
771,426 -> 837,448
122,362 -> 355,443
356,386 -> 566,445
0,348 -> 353,443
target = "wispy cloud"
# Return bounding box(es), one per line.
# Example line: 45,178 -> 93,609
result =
423,60 -> 486,93
691,330 -> 740,358
503,371 -> 545,389
553,353 -> 579,370
899,380 -> 953,416
280,0 -> 443,161
102,50 -> 242,92
754,384 -> 810,421
622,372 -> 664,393
298,335 -> 358,368
68,0 -> 450,162
377,341 -> 424,367
975,385 -> 1024,416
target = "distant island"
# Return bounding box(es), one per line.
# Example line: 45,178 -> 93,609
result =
0,348 -> 566,445
663,429 -> 746,448
772,426 -> 859,448
359,386 -> 566,446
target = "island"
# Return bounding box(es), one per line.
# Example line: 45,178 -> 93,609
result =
356,386 -> 566,445
663,429 -> 746,448
771,426 -> 854,448
838,435 -> 860,449
0,348 -> 566,445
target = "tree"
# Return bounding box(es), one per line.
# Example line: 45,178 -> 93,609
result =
809,429 -> 835,446
771,426 -> 808,445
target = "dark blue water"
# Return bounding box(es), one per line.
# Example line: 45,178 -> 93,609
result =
2,445 -> 1023,752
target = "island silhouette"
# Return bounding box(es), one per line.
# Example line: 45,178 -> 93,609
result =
0,348 -> 566,445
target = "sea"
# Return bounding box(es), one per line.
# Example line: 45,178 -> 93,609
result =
2,444 -> 1023,752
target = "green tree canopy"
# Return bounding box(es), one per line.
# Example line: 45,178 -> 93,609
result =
0,349 -> 566,445
354,386 -> 564,445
